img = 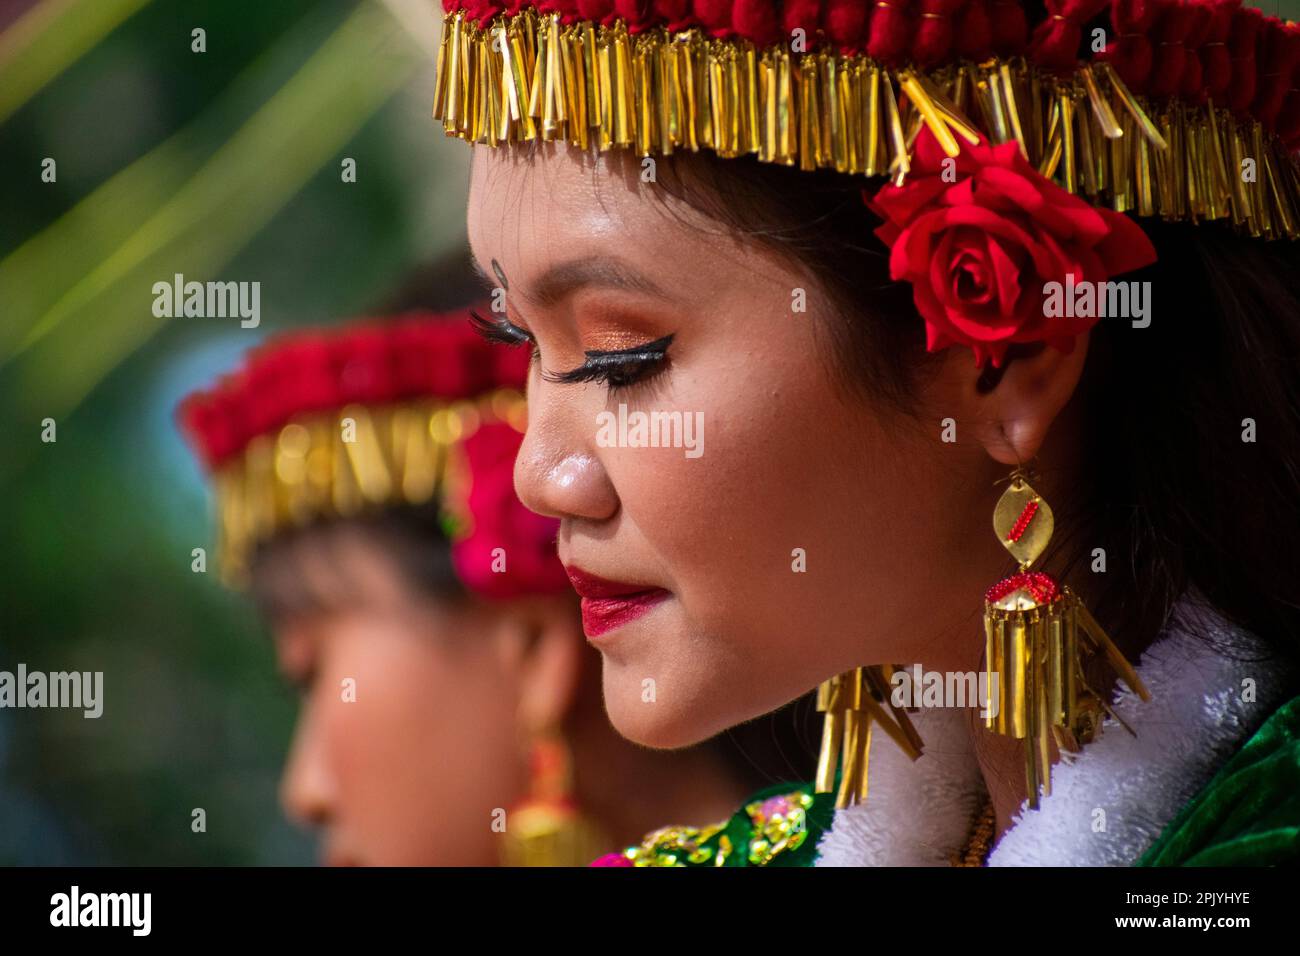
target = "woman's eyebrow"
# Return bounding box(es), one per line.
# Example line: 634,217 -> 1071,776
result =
482,256 -> 670,307
533,257 -> 668,305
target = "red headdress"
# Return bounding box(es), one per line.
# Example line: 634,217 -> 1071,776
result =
177,311 -> 570,600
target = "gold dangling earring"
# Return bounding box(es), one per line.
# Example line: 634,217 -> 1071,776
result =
814,665 -> 925,808
499,728 -> 609,866
982,465 -> 1151,809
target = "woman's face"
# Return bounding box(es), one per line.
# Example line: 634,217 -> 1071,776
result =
467,143 -> 1002,750
273,534 -> 529,866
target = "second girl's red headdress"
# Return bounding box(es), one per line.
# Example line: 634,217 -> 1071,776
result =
177,312 -> 570,599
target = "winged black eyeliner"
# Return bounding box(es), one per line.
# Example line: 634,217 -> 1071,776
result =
471,310 -> 672,389
544,334 -> 674,386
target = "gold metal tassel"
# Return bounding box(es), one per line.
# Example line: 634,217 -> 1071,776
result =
1098,61 -> 1167,149
677,33 -> 699,151
998,61 -> 1029,159
815,666 -> 923,809
1078,103 -> 1100,197
899,70 -> 960,158
742,45 -> 759,157
1252,122 -> 1275,238
1058,87 -> 1077,195
865,64 -> 881,176
443,12 -> 464,132
432,12 -> 452,121
1135,129 -> 1154,217
1078,64 -> 1122,141
1113,109 -> 1134,212
881,73 -> 908,184
1264,144 -> 1297,238
1039,98 -> 1063,180
798,54 -> 818,171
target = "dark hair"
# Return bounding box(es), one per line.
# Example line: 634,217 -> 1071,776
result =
632,149 -> 1300,663
247,499 -> 464,623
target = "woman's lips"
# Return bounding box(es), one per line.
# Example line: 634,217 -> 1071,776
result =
564,566 -> 670,638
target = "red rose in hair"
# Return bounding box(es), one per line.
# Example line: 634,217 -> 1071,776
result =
865,129 -> 1157,367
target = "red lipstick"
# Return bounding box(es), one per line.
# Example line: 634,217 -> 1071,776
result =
564,566 -> 670,638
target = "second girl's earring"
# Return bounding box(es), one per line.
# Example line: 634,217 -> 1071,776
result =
814,665 -> 925,808
498,728 -> 608,866
981,467 -> 1150,809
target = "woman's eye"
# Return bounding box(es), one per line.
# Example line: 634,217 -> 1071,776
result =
471,311 -> 672,393
545,334 -> 674,393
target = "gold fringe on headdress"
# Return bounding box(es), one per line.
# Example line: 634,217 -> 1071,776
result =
433,9 -> 1300,239
212,389 -> 526,586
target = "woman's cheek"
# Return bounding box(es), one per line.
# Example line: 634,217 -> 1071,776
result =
320,626 -> 524,864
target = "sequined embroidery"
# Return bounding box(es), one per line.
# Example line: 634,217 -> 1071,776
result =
618,789 -> 815,867
745,791 -> 814,866
621,820 -> 728,867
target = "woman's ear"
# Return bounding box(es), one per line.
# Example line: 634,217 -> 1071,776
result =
503,595 -> 586,735
931,332 -> 1092,467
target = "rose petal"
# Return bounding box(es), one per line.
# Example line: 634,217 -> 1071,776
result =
870,176 -> 951,224
1094,207 -> 1159,275
985,234 -> 1023,316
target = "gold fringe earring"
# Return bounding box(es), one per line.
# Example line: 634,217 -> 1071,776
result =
982,467 -> 1150,809
499,729 -> 608,866
814,665 -> 924,809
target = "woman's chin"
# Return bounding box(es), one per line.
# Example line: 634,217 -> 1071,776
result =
600,668 -> 735,750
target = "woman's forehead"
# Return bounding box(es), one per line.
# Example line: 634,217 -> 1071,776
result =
467,145 -> 775,292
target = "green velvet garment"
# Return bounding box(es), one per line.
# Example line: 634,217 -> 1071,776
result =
1137,694 -> 1300,866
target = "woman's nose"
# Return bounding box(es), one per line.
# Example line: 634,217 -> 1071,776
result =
513,392 -> 619,523
279,703 -> 337,830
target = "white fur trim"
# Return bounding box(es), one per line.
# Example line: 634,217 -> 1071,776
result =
813,708 -> 984,866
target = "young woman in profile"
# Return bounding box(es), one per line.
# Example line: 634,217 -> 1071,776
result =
178,307 -> 808,866
433,0 -> 1300,865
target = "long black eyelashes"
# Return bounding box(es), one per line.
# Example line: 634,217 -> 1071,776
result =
544,335 -> 674,388
469,309 -> 531,348
470,310 -> 673,390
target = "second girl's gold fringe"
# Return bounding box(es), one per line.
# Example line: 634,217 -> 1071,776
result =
213,389 -> 526,586
434,9 -> 1300,240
